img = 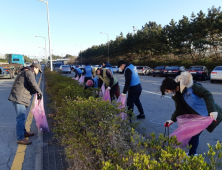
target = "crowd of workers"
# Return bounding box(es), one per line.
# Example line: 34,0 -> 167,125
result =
7,60 -> 222,158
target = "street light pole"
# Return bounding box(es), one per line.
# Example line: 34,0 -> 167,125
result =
38,0 -> 52,71
100,32 -> 109,63
35,35 -> 47,62
76,44 -> 82,64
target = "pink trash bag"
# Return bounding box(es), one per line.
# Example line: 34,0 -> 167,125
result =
116,94 -> 127,120
170,114 -> 213,147
31,94 -> 50,133
78,75 -> 85,83
72,76 -> 79,80
101,83 -> 105,96
103,88 -> 111,101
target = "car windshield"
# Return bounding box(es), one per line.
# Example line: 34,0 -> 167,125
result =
62,65 -> 70,68
214,66 -> 222,70
168,66 -> 179,69
137,67 -> 143,69
155,67 -> 164,69
112,66 -> 117,68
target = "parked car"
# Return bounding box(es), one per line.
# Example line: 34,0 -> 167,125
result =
112,66 -> 119,73
58,65 -> 71,74
152,66 -> 169,77
136,66 -> 150,75
144,67 -> 153,76
164,66 -> 186,77
186,66 -> 209,81
210,66 -> 222,83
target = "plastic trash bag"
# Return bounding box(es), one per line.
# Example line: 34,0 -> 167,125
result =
101,83 -> 105,96
116,94 -> 127,120
169,114 -> 213,147
31,93 -> 50,132
103,88 -> 111,101
78,75 -> 85,83
72,76 -> 79,80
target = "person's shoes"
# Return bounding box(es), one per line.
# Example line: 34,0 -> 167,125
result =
137,114 -> 145,119
24,132 -> 34,137
186,152 -> 198,157
17,138 -> 32,145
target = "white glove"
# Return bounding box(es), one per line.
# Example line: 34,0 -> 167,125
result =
121,93 -> 126,96
164,120 -> 173,127
210,112 -> 218,120
108,86 -> 111,90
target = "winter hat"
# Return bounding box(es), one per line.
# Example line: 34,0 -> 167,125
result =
87,80 -> 94,87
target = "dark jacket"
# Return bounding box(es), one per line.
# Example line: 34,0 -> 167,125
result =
171,72 -> 222,132
123,63 -> 142,94
8,67 -> 42,107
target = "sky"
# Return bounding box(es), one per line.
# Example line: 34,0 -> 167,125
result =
0,0 -> 221,59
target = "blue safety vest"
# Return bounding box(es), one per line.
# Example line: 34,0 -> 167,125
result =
93,78 -> 98,88
125,64 -> 140,86
75,68 -> 83,75
84,65 -> 92,77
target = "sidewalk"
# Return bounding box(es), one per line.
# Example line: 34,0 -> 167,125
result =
43,90 -> 69,170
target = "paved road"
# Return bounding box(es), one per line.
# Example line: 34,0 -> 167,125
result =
62,70 -> 222,160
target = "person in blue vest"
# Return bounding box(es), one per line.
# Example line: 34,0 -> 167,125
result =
85,78 -> 99,89
71,67 -> 83,79
82,63 -> 93,83
118,60 -> 145,121
160,72 -> 221,156
103,62 -> 114,74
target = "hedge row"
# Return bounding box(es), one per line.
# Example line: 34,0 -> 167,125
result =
44,67 -> 222,170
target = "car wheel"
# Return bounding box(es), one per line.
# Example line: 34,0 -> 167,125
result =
210,80 -> 214,83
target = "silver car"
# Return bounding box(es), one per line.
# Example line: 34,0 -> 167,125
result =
210,66 -> 222,83
58,65 -> 71,74
137,66 -> 149,75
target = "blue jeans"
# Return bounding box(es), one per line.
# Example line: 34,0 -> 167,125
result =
12,102 -> 27,141
188,131 -> 203,156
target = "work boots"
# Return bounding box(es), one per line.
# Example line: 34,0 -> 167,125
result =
137,114 -> 145,119
17,138 -> 32,145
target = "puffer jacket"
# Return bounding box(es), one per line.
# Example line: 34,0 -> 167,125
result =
8,67 -> 42,107
171,72 -> 222,132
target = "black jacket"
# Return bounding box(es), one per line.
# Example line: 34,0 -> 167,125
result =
123,63 -> 142,94
8,67 -> 42,107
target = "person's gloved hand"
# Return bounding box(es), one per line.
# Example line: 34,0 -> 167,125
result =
210,112 -> 218,121
107,86 -> 111,90
37,93 -> 43,100
164,120 -> 173,127
121,93 -> 126,96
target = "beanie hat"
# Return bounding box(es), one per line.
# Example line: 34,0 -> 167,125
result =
87,80 -> 94,87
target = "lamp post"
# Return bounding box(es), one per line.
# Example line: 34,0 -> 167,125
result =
35,36 -> 47,61
76,44 -> 82,64
100,32 -> 109,63
38,0 -> 52,71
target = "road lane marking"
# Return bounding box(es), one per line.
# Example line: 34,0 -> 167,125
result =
153,83 -> 161,85
10,73 -> 42,170
0,81 -> 4,83
118,84 -> 171,98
